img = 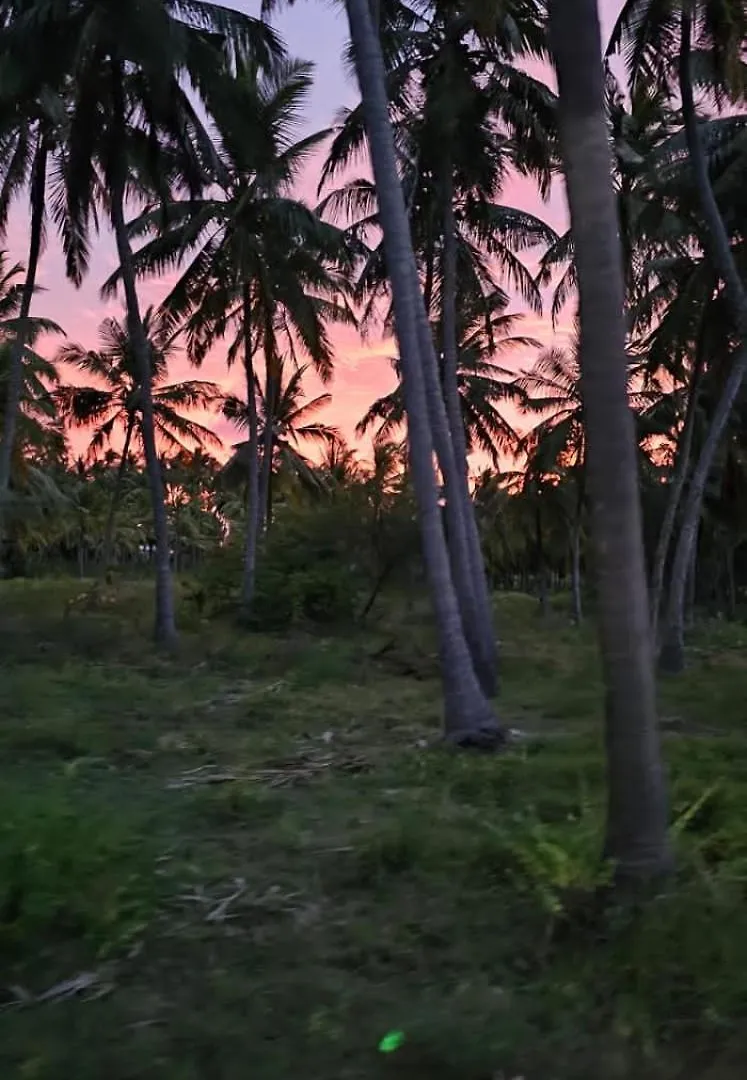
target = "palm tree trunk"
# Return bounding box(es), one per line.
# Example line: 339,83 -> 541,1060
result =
659,344 -> 747,669
109,152 -> 176,646
570,517 -> 583,625
658,13 -> 747,671
101,415 -> 134,571
679,10 -> 747,337
258,369 -> 277,534
549,0 -> 672,880
345,0 -> 501,745
535,500 -> 549,617
0,141 -> 48,568
650,349 -> 704,641
240,284 -> 261,613
439,170 -> 497,694
685,529 -> 698,627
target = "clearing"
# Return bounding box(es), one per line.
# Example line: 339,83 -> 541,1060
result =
1,580 -> 746,1079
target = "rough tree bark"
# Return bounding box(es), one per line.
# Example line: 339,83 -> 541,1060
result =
438,169 -> 497,694
549,0 -> 673,880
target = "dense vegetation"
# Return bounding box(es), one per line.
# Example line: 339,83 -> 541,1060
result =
0,0 -> 745,1074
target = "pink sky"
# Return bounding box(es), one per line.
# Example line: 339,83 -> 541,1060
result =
7,0 -> 624,463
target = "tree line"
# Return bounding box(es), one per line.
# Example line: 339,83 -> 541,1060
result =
0,0 -> 744,884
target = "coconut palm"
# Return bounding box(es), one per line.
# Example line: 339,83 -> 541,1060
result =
608,0 -> 747,671
221,361 -> 338,523
0,73 -> 68,511
0,251 -> 64,569
322,1 -> 557,695
0,0 -> 283,643
55,307 -> 223,570
113,56 -> 356,613
344,0 -> 503,743
549,0 -> 672,880
357,295 -> 536,464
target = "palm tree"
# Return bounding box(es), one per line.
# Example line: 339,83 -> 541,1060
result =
608,0 -> 747,671
549,0 -> 672,880
115,56 -> 355,614
55,307 -> 223,571
0,339 -> 65,473
322,2 -> 557,694
1,0 -> 283,644
221,361 -> 338,524
344,0 -> 502,744
357,295 -> 535,464
0,251 -> 63,568
0,74 -> 67,514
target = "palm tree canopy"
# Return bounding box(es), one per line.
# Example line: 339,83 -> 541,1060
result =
55,306 -> 224,459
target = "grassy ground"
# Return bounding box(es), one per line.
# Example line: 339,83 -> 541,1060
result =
1,579 -> 747,1079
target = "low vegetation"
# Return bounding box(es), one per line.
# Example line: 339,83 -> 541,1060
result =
1,580 -> 746,1079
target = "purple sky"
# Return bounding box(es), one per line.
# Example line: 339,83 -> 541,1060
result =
8,0 -> 624,456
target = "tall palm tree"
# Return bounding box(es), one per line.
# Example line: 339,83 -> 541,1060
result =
608,0 -> 747,671
344,0 -> 502,744
55,307 -> 222,570
0,339 -> 65,473
549,0 -> 672,880
322,1 -> 556,694
115,56 -> 355,613
357,296 -> 535,464
221,361 -> 338,524
0,76 -> 67,513
1,0 -> 283,643
0,250 -> 63,568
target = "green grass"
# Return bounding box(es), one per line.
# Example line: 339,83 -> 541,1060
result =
1,582 -> 747,1079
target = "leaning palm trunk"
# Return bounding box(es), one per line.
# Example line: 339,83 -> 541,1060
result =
659,343 -> 747,670
658,11 -> 747,671
438,172 -> 498,695
550,0 -> 672,880
650,349 -> 703,642
240,284 -> 261,612
345,0 -> 501,744
0,143 -> 48,568
101,414 -> 135,571
110,165 -> 177,647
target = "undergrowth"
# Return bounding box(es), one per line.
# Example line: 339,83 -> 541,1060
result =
0,581 -> 746,1079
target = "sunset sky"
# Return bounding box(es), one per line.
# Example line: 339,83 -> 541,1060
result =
8,0 -> 624,461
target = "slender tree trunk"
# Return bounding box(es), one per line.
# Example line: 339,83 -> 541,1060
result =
439,171 -> 497,694
549,0 -> 672,880
570,520 -> 583,624
345,0 -> 501,744
535,501 -> 549,617
650,349 -> 704,641
240,284 -> 260,613
257,366 -> 277,534
685,529 -> 698,628
679,11 -> 747,337
659,14 -> 747,671
725,542 -> 736,621
101,416 -> 134,571
110,157 -> 177,647
0,141 -> 48,570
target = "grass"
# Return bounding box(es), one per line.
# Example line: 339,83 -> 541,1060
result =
1,580 -> 747,1078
